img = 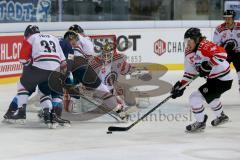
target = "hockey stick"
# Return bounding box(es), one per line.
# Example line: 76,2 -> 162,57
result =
65,85 -> 123,122
107,78 -> 196,132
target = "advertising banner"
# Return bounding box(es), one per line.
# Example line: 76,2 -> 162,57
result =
0,27 -> 216,82
0,35 -> 23,78
0,0 -> 51,23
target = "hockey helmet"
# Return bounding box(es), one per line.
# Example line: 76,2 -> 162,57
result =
184,28 -> 202,42
223,10 -> 236,18
64,30 -> 79,41
68,24 -> 84,34
24,25 -> 40,38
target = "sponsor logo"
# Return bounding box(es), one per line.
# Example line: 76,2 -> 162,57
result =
154,38 -> 185,56
154,39 -> 166,56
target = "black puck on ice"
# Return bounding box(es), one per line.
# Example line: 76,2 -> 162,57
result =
106,131 -> 112,134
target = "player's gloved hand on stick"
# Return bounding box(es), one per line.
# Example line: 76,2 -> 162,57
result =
171,81 -> 186,99
197,61 -> 212,77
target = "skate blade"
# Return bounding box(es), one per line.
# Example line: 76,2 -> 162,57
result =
185,127 -> 206,133
47,123 -> 59,129
2,119 -> 16,124
59,123 -> 71,127
17,119 -> 26,125
212,120 -> 229,127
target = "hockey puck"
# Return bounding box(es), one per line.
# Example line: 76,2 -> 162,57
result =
106,131 -> 112,134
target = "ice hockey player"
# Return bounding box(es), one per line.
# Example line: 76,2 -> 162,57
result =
91,42 -> 133,118
37,31 -> 79,124
3,28 -> 78,126
50,27 -> 124,119
58,25 -> 139,120
67,24 -> 147,119
171,28 -> 233,132
213,10 -> 240,92
3,25 -> 67,128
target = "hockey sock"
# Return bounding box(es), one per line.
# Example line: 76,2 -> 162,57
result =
17,81 -> 30,108
209,98 -> 223,118
40,95 -> 53,111
189,91 -> 205,122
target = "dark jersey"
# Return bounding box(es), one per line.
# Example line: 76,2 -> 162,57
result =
59,38 -> 74,59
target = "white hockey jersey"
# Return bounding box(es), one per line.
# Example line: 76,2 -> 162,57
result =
90,53 -> 131,91
182,39 -> 232,85
20,33 -> 66,71
213,22 -> 240,53
73,33 -> 95,57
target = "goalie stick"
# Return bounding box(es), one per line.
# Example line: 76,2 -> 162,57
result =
107,77 -> 197,132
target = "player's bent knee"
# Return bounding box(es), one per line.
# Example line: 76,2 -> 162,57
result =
189,91 -> 205,108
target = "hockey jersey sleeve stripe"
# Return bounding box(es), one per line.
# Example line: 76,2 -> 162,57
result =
34,54 -> 61,61
214,55 -> 227,60
19,39 -> 32,63
17,88 -> 30,95
208,66 -> 230,78
210,57 -> 219,65
35,59 -> 61,64
183,75 -> 193,79
184,72 -> 196,77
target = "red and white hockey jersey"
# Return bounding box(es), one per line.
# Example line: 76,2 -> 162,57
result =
90,53 -> 131,90
213,22 -> 240,52
20,33 -> 66,71
182,39 -> 232,85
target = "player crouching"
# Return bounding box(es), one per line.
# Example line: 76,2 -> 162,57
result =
171,28 -> 232,132
3,25 -> 69,128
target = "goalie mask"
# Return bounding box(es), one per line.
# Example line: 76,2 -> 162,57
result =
101,42 -> 116,64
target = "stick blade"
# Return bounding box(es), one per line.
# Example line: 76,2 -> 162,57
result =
108,126 -> 129,132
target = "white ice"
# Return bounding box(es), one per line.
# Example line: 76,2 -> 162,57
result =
0,71 -> 240,160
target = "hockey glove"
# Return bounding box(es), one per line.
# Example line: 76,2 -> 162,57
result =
197,61 -> 212,77
224,41 -> 235,54
171,81 -> 186,99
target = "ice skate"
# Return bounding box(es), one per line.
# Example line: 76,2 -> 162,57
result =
211,112 -> 229,126
43,108 -> 57,129
2,106 -> 18,123
186,115 -> 208,132
51,111 -> 71,127
4,105 -> 27,124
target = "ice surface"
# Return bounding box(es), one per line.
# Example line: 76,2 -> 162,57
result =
0,71 -> 240,160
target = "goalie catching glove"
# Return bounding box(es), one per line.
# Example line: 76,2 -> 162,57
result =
171,81 -> 186,99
